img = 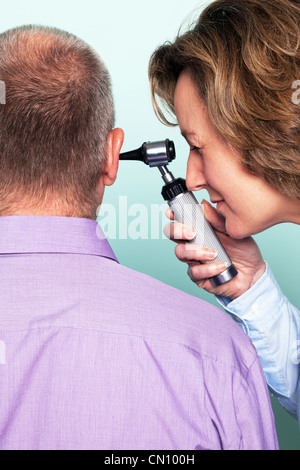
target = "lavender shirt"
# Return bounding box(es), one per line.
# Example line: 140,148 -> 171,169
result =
0,216 -> 278,450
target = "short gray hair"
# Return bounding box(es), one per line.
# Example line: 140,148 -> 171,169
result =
0,25 -> 115,218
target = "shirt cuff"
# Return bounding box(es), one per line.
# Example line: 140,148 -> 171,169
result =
216,262 -> 282,335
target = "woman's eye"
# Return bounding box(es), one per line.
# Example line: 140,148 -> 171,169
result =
190,146 -> 203,156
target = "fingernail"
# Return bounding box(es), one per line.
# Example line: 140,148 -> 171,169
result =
201,200 -> 208,213
206,250 -> 218,259
214,262 -> 228,271
184,227 -> 196,239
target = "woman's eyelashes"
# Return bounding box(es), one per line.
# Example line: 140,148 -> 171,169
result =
190,146 -> 204,156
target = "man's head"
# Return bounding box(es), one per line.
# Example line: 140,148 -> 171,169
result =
0,25 -> 123,219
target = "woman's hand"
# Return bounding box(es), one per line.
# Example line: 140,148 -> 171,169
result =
164,200 -> 266,300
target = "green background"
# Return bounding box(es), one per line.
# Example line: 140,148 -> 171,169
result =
1,0 -> 299,450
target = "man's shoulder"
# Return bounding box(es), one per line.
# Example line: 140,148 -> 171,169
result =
97,260 -> 258,372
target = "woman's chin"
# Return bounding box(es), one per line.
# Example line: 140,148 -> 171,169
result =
225,219 -> 252,240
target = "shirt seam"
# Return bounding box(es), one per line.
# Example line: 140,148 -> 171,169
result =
0,323 -> 255,377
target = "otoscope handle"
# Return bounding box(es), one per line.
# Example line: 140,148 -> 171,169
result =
168,190 -> 238,286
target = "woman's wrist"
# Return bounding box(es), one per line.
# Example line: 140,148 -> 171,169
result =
249,261 -> 267,289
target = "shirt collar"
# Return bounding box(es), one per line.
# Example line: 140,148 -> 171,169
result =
0,215 -> 118,263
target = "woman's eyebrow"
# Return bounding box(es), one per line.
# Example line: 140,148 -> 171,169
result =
181,130 -> 205,147
181,130 -> 196,139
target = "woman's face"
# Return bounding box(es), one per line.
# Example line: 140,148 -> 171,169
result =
174,70 -> 297,239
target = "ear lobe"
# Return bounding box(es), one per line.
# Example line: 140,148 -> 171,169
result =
103,128 -> 124,186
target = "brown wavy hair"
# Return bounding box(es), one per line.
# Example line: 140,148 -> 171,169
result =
149,0 -> 300,200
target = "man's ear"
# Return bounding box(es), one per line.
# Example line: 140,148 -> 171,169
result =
102,128 -> 124,187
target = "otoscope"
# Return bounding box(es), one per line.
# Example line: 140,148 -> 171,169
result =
119,140 -> 238,286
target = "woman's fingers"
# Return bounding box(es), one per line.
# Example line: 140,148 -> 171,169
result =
165,199 -> 227,237
164,200 -> 232,292
174,242 -> 218,263
165,207 -> 175,220
200,200 -> 226,233
163,221 -> 197,242
164,199 -> 266,299
187,261 -> 228,284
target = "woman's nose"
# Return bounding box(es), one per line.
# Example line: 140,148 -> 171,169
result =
185,151 -> 207,192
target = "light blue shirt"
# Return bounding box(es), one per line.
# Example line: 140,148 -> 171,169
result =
217,263 -> 300,421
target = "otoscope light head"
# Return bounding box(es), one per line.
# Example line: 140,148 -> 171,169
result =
142,140 -> 175,167
119,139 -> 175,167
